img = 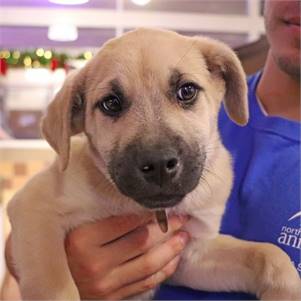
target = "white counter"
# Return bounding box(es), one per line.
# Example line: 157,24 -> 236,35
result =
0,139 -> 55,161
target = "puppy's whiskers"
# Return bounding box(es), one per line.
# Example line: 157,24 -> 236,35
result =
200,176 -> 213,196
203,164 -> 224,185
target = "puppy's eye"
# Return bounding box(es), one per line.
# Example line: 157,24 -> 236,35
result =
176,83 -> 199,105
98,95 -> 122,116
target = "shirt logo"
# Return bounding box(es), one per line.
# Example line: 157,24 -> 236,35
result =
277,211 -> 301,249
277,210 -> 301,274
288,211 -> 301,221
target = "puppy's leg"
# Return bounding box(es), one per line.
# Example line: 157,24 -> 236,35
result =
9,210 -> 79,300
171,235 -> 301,300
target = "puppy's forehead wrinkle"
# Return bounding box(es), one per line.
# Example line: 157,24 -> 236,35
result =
82,82 -> 112,99
173,39 -> 198,69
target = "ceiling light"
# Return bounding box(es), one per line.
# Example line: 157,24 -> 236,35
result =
48,24 -> 78,42
131,0 -> 151,6
49,0 -> 89,5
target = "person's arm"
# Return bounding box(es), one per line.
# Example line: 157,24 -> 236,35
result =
5,235 -> 18,280
5,214 -> 189,300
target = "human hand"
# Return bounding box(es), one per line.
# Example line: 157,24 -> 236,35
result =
65,214 -> 190,299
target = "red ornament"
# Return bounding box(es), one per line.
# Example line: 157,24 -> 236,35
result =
50,58 -> 59,71
0,58 -> 7,75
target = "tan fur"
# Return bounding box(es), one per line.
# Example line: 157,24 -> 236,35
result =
8,28 -> 301,300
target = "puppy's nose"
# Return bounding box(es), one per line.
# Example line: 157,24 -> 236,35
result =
138,152 -> 181,186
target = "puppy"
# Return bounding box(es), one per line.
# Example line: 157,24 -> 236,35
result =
8,28 -> 301,300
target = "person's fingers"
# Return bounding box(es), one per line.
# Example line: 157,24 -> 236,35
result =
98,215 -> 189,267
99,231 -> 189,292
65,214 -> 153,283
65,213 -> 190,300
107,255 -> 182,300
67,215 -> 189,280
65,213 -> 153,253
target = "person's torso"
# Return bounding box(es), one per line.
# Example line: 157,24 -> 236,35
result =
155,72 -> 301,300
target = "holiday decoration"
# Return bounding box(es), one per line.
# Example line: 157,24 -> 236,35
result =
0,49 -> 94,72
50,58 -> 59,71
0,58 -> 7,75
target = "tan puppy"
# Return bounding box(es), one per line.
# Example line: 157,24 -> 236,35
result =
8,28 -> 301,300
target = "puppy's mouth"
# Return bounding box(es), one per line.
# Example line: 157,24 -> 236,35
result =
137,194 -> 184,209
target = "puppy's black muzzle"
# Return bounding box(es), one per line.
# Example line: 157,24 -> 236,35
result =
109,135 -> 205,209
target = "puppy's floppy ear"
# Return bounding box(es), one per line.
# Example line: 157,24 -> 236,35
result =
41,70 -> 86,171
196,37 -> 249,125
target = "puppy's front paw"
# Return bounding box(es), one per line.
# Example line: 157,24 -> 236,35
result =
258,244 -> 301,300
261,282 -> 301,301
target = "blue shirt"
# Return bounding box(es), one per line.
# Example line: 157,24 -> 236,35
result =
155,72 -> 301,300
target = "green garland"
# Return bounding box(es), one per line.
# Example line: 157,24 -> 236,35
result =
0,49 -> 93,68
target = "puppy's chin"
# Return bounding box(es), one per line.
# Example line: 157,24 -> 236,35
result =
134,194 -> 185,209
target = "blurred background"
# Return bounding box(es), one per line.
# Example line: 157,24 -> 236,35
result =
0,0 -> 269,293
